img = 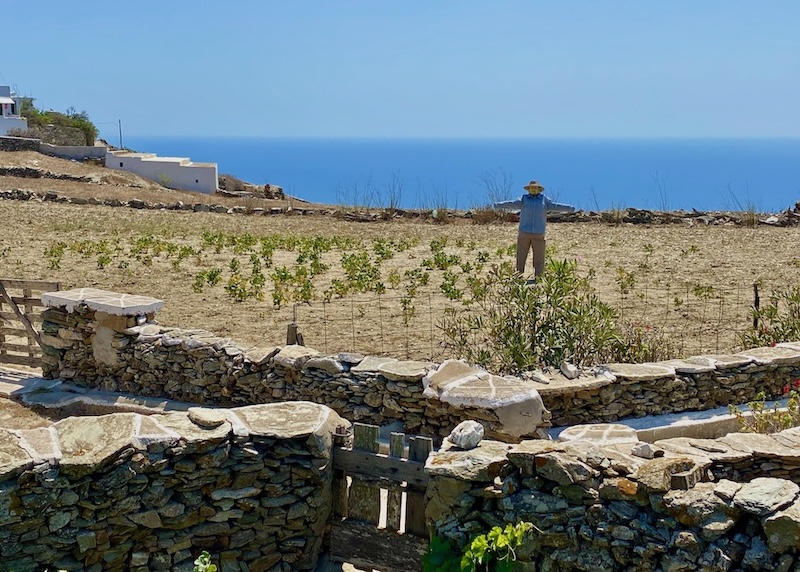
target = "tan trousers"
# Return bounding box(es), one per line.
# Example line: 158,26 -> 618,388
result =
516,232 -> 546,277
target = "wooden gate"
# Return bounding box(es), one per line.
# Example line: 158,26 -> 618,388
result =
0,279 -> 60,369
330,423 -> 434,572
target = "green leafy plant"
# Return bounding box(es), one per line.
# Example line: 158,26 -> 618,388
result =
615,267 -> 636,295
424,522 -> 537,572
192,551 -> 218,572
741,286 -> 800,348
729,380 -> 800,433
387,269 -> 402,289
440,259 -> 677,373
440,270 -> 463,301
96,253 -> 112,269
20,100 -> 99,144
614,321 -> 679,364
44,241 -> 67,270
423,534 -> 462,572
462,521 -> 535,572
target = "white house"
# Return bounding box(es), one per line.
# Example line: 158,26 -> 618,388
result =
105,149 -> 218,194
0,86 -> 27,135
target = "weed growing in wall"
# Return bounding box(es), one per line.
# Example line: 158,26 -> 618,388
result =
192,551 -> 218,572
424,521 -> 538,572
729,380 -> 800,433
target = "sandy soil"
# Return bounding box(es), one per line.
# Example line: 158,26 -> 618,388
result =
2,151 -> 799,364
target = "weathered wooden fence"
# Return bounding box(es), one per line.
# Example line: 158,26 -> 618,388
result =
330,423 -> 434,572
0,279 -> 59,369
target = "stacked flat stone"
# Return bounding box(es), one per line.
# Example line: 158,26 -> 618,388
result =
38,289 -> 554,443
0,401 -> 343,572
38,288 -> 800,442
537,348 -> 800,426
425,425 -> 800,571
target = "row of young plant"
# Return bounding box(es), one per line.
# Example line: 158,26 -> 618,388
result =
40,229 -> 509,309
38,228 -> 800,372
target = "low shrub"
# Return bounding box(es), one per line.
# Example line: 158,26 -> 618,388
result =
729,380 -> 800,434
741,285 -> 800,349
439,258 -> 677,373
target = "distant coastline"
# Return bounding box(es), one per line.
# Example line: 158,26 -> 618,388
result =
123,136 -> 800,212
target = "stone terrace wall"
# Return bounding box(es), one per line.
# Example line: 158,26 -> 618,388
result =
38,289 -> 800,443
541,351 -> 800,426
0,401 -> 343,572
425,426 -> 800,570
0,135 -> 40,152
37,289 -> 551,443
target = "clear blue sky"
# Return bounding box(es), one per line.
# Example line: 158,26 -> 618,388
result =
3,1 -> 798,139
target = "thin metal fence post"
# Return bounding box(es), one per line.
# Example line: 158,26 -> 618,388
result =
429,292 -> 434,360
322,300 -> 328,354
378,293 -> 384,355
351,295 -> 356,352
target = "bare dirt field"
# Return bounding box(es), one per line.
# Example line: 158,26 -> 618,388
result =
2,151 -> 799,364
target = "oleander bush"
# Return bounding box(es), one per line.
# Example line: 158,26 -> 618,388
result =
439,258 -> 675,373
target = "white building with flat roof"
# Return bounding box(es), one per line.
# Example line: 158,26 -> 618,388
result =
105,149 -> 218,194
0,86 -> 27,135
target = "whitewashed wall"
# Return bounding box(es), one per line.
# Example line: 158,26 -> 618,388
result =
0,117 -> 28,136
40,142 -> 107,160
105,150 -> 218,193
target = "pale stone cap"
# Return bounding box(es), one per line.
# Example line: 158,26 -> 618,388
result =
42,288 -> 164,316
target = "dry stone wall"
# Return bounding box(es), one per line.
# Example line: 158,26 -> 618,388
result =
37,289 -> 552,443
38,288 -> 800,442
540,351 -> 800,426
4,183 -> 798,226
425,426 -> 800,571
0,401 -> 344,572
19,287 -> 800,570
0,135 -> 40,152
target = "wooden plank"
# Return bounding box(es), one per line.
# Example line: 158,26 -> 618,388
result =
332,447 -> 428,487
5,295 -> 48,308
0,297 -> 5,356
329,520 -> 428,572
0,354 -> 41,368
405,436 -> 433,537
0,342 -> 39,353
0,282 -> 41,349
386,432 -> 405,532
347,423 -> 381,524
0,311 -> 43,324
23,287 -> 34,359
0,327 -> 29,337
0,279 -> 60,291
331,425 -> 350,518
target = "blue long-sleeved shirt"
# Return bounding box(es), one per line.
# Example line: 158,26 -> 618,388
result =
493,194 -> 575,234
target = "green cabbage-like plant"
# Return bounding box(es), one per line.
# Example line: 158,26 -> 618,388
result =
192,551 -> 218,572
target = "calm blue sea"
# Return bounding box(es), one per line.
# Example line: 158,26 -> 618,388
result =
123,137 -> 800,212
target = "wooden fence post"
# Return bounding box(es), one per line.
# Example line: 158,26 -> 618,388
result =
405,435 -> 433,536
347,423 -> 381,523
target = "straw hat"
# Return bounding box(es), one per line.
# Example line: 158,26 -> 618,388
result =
524,180 -> 544,193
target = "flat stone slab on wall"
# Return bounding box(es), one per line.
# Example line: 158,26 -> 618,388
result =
42,287 -> 164,316
423,360 -> 550,440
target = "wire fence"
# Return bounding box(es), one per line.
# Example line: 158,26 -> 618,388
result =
289,293 -> 445,362
613,281 -> 754,359
283,280 -> 770,363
